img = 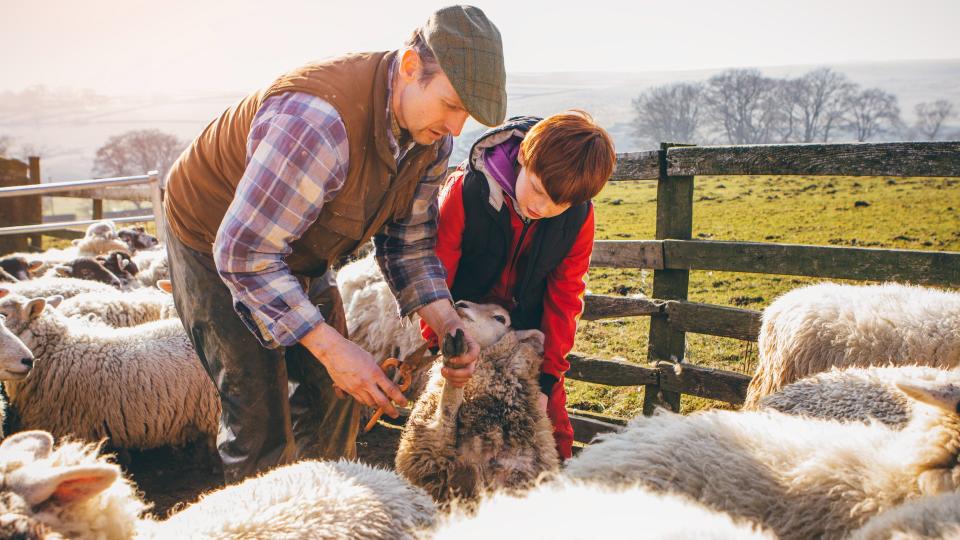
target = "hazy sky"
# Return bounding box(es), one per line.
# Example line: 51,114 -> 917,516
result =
2,0 -> 959,95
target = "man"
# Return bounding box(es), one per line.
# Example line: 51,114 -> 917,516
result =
163,5 -> 504,483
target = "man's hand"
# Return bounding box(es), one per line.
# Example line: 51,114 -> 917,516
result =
300,322 -> 406,418
418,299 -> 480,388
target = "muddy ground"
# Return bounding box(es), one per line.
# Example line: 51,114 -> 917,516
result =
128,422 -> 403,517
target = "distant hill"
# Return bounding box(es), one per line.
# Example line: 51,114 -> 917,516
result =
1,59 -> 957,182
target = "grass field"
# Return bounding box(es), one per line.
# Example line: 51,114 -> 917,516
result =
570,174 -> 960,417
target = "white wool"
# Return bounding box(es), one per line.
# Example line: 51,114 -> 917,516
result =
0,431 -> 435,540
761,365 -> 960,428
59,287 -> 176,328
7,277 -> 117,300
564,378 -> 960,540
0,293 -> 219,450
746,282 -> 960,407
850,491 -> 960,540
131,248 -> 168,288
337,253 -> 424,361
429,479 -> 774,539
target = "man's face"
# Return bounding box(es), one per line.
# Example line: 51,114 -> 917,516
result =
514,166 -> 571,220
394,50 -> 470,145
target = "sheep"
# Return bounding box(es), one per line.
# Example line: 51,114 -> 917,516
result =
96,251 -> 140,290
131,248 -> 168,288
43,257 -> 123,288
0,290 -> 219,451
72,221 -> 131,258
0,248 -> 75,279
337,253 -> 425,362
849,491 -> 960,540
0,267 -> 17,283
429,479 -> 775,540
562,378 -> 960,540
745,282 -> 960,408
6,276 -> 118,300
57,286 -> 176,328
396,300 -> 559,504
0,298 -> 35,438
760,365 -> 960,428
0,491 -> 64,540
116,226 -> 158,252
0,256 -> 42,281
0,430 -> 436,540
0,296 -> 34,382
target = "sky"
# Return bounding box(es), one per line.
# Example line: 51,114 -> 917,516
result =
1,0 -> 959,95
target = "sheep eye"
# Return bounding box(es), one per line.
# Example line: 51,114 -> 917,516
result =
493,315 -> 506,324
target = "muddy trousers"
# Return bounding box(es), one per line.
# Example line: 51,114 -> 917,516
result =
164,224 -> 359,484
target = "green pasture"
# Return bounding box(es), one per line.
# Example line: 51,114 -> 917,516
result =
570,175 -> 960,418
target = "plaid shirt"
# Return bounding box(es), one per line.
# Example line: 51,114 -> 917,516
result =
213,87 -> 453,348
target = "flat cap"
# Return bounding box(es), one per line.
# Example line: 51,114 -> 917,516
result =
422,5 -> 506,126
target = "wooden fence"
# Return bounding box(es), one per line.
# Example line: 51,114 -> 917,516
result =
566,140 -> 960,442
0,160 -> 164,243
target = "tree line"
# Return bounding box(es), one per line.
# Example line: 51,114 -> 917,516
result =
631,67 -> 957,147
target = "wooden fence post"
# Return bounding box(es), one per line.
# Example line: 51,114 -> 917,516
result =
643,143 -> 695,415
27,157 -> 42,250
148,170 -> 166,242
92,198 -> 103,221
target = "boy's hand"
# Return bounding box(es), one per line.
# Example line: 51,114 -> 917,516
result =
537,391 -> 549,414
418,299 -> 480,387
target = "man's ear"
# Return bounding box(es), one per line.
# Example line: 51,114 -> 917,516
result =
398,48 -> 422,84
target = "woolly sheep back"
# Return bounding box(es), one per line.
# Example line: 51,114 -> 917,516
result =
746,282 -> 960,408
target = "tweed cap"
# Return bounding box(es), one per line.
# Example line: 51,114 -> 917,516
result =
422,5 -> 506,127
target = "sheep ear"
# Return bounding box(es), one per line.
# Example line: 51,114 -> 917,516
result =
156,280 -> 173,293
28,260 -> 43,271
515,329 -> 545,354
8,464 -> 119,506
896,382 -> 960,414
24,298 -> 46,320
0,431 -> 53,460
45,295 -> 63,309
53,264 -> 72,277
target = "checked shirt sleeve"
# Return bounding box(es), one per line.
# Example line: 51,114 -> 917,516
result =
374,135 -> 455,317
213,92 -> 349,348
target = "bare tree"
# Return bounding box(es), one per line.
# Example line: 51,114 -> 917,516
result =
779,68 -> 855,143
631,82 -> 704,146
703,69 -> 782,144
93,129 -> 186,179
0,136 -> 13,157
843,88 -> 902,142
913,100 -> 956,140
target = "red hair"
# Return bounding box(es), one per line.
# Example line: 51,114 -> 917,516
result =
519,110 -> 616,206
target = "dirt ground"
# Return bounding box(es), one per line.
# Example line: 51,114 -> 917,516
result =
128,423 -> 403,517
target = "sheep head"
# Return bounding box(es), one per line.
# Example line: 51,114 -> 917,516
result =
0,309 -> 34,381
893,380 -> 960,495
453,300 -> 512,349
0,431 -> 147,540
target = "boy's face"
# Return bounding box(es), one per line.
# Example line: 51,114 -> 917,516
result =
515,166 -> 571,220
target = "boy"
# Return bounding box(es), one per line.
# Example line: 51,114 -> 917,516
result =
422,111 -> 616,458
